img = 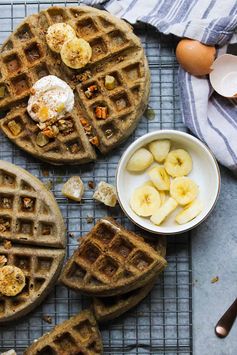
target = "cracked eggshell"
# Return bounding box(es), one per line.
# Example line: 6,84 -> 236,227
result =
210,54 -> 237,98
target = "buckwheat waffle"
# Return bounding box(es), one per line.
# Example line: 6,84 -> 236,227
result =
0,5 -> 150,165
0,160 -> 65,248
93,236 -> 167,322
60,218 -> 167,297
24,309 -> 103,355
0,160 -> 66,322
0,245 -> 64,323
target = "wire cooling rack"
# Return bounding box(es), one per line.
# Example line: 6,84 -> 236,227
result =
0,1 -> 193,354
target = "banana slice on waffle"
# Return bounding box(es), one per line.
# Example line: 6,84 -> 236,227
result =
0,266 -> 25,297
46,23 -> 76,53
61,37 -> 92,69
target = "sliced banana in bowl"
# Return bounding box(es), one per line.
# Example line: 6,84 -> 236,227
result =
116,130 -> 220,235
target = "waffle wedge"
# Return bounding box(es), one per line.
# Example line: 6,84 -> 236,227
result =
24,309 -> 103,355
0,6 -> 150,165
0,245 -> 64,323
0,160 -> 65,322
60,218 -> 167,297
93,236 -> 166,322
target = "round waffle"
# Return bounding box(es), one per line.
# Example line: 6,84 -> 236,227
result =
0,160 -> 65,322
0,6 -> 150,165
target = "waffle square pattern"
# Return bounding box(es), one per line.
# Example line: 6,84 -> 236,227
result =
61,218 -> 167,297
0,160 -> 65,323
24,309 -> 103,355
0,6 -> 150,165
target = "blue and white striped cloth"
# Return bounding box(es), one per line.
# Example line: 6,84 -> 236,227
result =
84,0 -> 237,172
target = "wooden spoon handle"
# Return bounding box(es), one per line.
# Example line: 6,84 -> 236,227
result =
215,298 -> 237,338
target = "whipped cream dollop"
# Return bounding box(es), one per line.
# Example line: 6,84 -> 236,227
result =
27,75 -> 74,123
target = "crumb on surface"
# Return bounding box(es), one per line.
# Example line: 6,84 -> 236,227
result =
211,276 -> 219,283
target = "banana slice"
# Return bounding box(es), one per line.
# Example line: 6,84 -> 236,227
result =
164,149 -> 192,177
170,177 -> 198,205
148,139 -> 171,163
61,38 -> 92,69
130,185 -> 161,217
159,191 -> 167,206
127,148 -> 154,172
142,181 -> 166,205
175,199 -> 203,224
148,166 -> 170,191
46,23 -> 76,53
0,265 -> 25,296
150,197 -> 178,225
142,180 -> 155,188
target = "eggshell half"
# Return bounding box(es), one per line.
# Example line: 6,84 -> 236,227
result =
210,54 -> 237,98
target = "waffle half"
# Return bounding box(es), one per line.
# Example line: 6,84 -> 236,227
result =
0,160 -> 65,322
60,218 -> 167,297
24,309 -> 103,355
93,236 -> 166,322
0,6 -> 150,165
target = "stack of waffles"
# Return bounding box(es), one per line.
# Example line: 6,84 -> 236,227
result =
25,218 -> 166,354
0,6 -> 150,165
61,218 -> 167,321
0,160 -> 65,323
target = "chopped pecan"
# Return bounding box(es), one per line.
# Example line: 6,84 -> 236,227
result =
58,119 -> 74,136
42,127 -> 57,138
88,181 -> 95,189
22,197 -> 34,210
84,85 -> 98,99
89,136 -> 99,147
95,106 -> 108,119
80,118 -> 88,127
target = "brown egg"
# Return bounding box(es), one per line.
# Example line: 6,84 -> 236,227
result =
176,39 -> 216,76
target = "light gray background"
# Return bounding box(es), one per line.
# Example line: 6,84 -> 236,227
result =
192,166 -> 237,355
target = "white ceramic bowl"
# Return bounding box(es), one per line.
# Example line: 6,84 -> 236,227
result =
116,130 -> 220,235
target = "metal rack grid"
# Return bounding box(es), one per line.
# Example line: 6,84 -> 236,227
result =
0,1 -> 193,354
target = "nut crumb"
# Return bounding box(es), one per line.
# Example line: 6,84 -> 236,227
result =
42,315 -> 52,324
42,169 -> 49,177
88,181 -> 95,189
3,240 -> 12,250
86,216 -> 93,224
69,233 -> 74,239
211,276 -> 219,284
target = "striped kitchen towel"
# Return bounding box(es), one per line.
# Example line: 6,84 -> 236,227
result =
84,0 -> 237,172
